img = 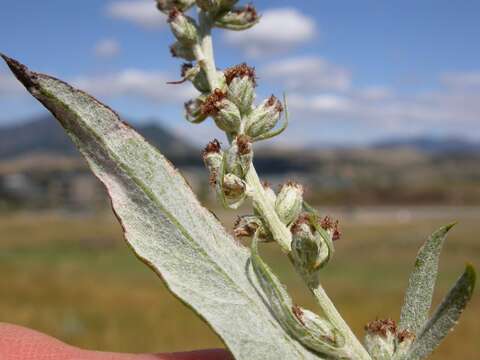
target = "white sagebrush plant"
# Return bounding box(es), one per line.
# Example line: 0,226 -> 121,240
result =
2,1 -> 476,359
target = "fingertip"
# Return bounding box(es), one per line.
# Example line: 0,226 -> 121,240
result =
159,348 -> 234,360
0,323 -> 79,359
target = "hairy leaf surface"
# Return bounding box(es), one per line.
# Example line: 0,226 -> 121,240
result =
407,265 -> 476,360
399,224 -> 455,334
2,54 -> 319,360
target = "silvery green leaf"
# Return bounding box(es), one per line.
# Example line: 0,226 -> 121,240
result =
406,264 -> 476,360
2,54 -> 321,360
399,223 -> 456,335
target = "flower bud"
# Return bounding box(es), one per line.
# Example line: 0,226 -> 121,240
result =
235,134 -> 253,174
224,63 -> 256,114
225,135 -> 252,177
275,182 -> 303,225
364,319 -> 397,360
157,0 -> 195,13
200,89 -> 225,114
202,139 -> 223,186
291,214 -> 329,273
180,63 -> 211,93
320,216 -> 341,241
202,139 -> 222,170
168,9 -> 198,45
185,96 -> 208,124
233,215 -> 272,242
196,0 -> 238,13
222,173 -> 245,200
170,41 -> 196,61
395,330 -> 415,358
213,99 -> 241,133
245,95 -> 283,138
234,215 -> 260,238
299,308 -> 337,342
215,4 -> 259,30
227,77 -> 255,114
263,182 -> 276,204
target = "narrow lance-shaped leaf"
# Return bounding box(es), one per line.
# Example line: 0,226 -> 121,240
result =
398,223 -> 456,335
1,54 -> 320,360
406,264 -> 476,360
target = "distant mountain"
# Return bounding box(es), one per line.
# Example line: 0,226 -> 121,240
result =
372,136 -> 480,154
0,116 -> 201,165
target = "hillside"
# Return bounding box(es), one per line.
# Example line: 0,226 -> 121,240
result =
1,116 -> 480,209
0,116 -> 200,166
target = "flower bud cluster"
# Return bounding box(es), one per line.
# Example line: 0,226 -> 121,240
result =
202,135 -> 253,209
182,62 -> 285,143
364,319 -> 415,360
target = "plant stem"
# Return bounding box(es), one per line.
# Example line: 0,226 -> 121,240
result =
195,12 -> 371,360
245,166 -> 291,252
196,11 -> 219,90
307,278 -> 372,359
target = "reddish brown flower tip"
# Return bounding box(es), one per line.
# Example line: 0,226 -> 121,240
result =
266,95 -> 283,112
320,216 -> 334,231
203,139 -> 221,155
397,329 -> 415,343
332,220 -> 341,241
224,63 -> 257,86
365,319 -> 397,337
292,305 -> 305,326
181,62 -> 193,77
169,44 -> 177,57
291,213 -> 313,235
233,216 -> 259,238
201,89 -> 226,116
233,4 -> 258,21
236,134 -> 252,155
168,7 -> 181,22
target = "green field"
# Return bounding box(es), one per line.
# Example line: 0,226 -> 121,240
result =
0,208 -> 478,359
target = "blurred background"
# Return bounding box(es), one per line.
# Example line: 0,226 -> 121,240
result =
0,1 -> 479,359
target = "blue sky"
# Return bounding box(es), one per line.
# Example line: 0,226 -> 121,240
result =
1,0 -> 480,145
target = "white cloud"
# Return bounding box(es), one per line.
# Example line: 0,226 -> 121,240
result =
224,8 -> 316,57
94,38 -> 121,58
357,86 -> 393,101
72,69 -> 197,103
287,82 -> 480,139
289,94 -> 350,113
106,0 -> 166,29
261,56 -> 351,92
441,71 -> 480,89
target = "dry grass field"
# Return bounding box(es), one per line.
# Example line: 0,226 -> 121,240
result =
0,207 -> 478,359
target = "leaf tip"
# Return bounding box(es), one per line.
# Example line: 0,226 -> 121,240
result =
465,263 -> 476,291
444,222 -> 458,232
1,53 -> 38,90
